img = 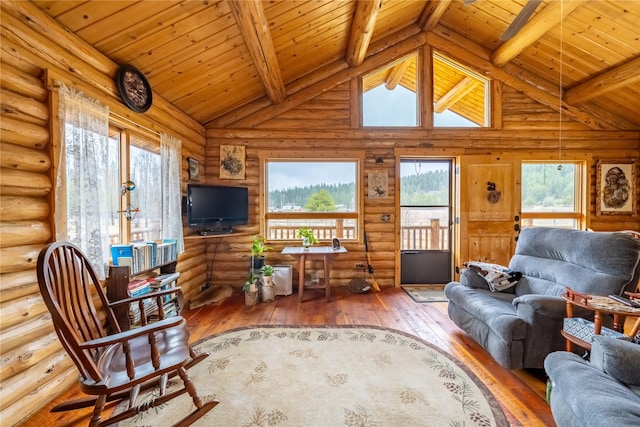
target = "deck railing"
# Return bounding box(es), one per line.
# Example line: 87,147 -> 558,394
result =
266,218 -> 448,250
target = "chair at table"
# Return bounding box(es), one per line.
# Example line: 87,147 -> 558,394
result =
37,241 -> 218,427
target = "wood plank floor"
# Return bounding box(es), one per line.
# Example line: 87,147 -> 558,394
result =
23,287 -> 556,426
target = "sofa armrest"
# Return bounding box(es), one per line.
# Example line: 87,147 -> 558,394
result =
591,336 -> 640,386
512,294 -> 566,318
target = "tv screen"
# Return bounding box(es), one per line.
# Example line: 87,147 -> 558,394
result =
187,184 -> 248,233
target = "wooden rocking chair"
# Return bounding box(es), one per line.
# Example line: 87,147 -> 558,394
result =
37,242 -> 218,426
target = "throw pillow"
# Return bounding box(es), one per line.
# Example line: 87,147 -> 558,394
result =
463,261 -> 522,292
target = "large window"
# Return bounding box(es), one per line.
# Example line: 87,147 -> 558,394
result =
264,158 -> 361,242
521,162 -> 585,229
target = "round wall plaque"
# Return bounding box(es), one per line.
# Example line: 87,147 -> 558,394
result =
116,64 -> 152,113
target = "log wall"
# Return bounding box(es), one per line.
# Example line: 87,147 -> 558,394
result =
0,3 -> 208,425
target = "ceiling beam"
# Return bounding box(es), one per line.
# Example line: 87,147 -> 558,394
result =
434,76 -> 480,113
418,0 -> 453,32
491,0 -> 587,68
564,56 -> 640,105
229,0 -> 286,104
346,0 -> 383,67
385,59 -> 412,90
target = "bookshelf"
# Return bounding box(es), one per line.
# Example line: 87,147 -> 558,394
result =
107,240 -> 181,331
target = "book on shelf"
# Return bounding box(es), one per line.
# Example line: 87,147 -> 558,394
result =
110,240 -> 178,274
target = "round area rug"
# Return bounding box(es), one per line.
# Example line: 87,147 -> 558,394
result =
116,325 -> 508,426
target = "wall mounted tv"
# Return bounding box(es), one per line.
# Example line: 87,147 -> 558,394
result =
186,184 -> 248,235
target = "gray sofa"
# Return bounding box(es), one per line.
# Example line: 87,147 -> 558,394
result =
444,227 -> 640,370
545,336 -> 640,426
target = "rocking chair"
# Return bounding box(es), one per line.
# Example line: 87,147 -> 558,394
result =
37,242 -> 218,426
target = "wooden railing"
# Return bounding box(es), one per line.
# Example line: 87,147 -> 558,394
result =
267,218 -> 448,250
401,219 -> 449,250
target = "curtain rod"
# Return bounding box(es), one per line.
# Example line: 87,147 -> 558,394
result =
110,111 -> 162,138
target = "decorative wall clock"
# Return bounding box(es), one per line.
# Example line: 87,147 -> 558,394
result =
116,64 -> 152,113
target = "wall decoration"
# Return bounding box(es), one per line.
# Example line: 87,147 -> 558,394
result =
188,157 -> 200,181
115,64 -> 152,113
486,181 -> 501,204
596,159 -> 636,216
368,171 -> 388,198
220,145 -> 246,179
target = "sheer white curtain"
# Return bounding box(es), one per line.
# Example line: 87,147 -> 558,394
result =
160,133 -> 185,254
55,83 -> 111,278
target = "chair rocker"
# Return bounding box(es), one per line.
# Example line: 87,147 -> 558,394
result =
37,242 -> 218,426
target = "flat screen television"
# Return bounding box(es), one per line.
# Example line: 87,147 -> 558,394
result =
186,184 -> 248,234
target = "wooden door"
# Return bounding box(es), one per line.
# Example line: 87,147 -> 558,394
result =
458,155 -> 520,268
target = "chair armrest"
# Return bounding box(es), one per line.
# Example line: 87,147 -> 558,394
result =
79,316 -> 185,349
591,336 -> 640,386
108,286 -> 183,308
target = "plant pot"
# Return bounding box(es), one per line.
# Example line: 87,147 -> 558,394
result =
302,237 -> 310,248
244,290 -> 259,306
251,256 -> 265,270
261,281 -> 275,303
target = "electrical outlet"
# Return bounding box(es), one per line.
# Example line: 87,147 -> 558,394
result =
354,262 -> 365,269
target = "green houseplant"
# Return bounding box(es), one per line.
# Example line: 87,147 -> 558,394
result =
250,235 -> 272,270
297,227 -> 318,248
260,264 -> 276,303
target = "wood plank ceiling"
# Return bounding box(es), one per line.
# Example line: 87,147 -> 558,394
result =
31,0 -> 640,129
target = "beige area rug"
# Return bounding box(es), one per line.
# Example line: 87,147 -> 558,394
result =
116,326 -> 507,427
402,286 -> 449,303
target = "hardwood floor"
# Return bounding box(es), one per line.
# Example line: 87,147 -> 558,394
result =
23,287 -> 556,426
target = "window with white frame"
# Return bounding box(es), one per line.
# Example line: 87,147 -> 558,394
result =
264,158 -> 361,242
521,162 -> 585,229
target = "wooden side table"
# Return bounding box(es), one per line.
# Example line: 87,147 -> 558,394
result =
562,288 -> 640,352
282,246 -> 347,302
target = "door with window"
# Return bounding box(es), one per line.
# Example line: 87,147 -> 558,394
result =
400,159 -> 454,284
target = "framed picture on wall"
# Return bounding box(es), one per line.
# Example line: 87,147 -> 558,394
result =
220,145 -> 246,179
188,157 -> 200,181
368,171 -> 388,198
596,159 -> 636,216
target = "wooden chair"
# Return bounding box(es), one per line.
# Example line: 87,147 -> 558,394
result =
37,242 -> 218,426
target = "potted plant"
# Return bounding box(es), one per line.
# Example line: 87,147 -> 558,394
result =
243,271 -> 259,306
297,227 -> 318,248
260,264 -> 275,302
250,235 -> 272,270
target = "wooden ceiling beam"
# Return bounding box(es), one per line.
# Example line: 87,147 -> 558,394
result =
385,59 -> 412,90
346,0 -> 383,67
434,76 -> 480,113
491,0 -> 587,68
418,0 -> 452,32
564,56 -> 640,105
229,0 -> 286,104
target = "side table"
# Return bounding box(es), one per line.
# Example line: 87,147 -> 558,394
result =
281,246 -> 347,302
562,287 -> 640,352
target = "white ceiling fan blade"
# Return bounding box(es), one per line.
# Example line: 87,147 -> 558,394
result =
500,0 -> 543,41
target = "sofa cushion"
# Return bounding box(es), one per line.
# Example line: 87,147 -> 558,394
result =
510,227 -> 640,297
444,283 -> 526,341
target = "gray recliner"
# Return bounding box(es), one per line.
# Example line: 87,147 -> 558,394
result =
545,336 -> 640,426
444,227 -> 640,370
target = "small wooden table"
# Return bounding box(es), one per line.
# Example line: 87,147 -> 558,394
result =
562,288 -> 640,351
282,246 -> 347,302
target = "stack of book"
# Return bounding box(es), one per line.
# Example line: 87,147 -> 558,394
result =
110,240 -> 178,274
147,272 -> 180,303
